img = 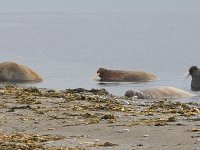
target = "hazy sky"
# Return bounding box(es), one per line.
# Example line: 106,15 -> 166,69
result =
0,0 -> 200,15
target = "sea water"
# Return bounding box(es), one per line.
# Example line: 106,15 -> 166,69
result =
0,13 -> 200,102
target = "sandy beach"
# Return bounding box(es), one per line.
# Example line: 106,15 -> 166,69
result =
1,1 -> 200,149
0,85 -> 199,150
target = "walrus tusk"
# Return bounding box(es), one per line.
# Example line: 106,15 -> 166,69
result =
184,72 -> 190,80
92,73 -> 100,80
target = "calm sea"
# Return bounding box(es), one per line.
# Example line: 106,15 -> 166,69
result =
1,13 -> 200,101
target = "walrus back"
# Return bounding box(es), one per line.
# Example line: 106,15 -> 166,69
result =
100,69 -> 157,82
123,71 -> 157,82
140,87 -> 194,99
125,86 -> 195,99
0,62 -> 43,82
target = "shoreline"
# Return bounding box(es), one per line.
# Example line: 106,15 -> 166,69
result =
0,85 -> 200,150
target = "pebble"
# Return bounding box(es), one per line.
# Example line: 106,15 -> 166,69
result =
94,139 -> 100,142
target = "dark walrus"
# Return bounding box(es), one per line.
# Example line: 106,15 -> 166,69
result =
93,68 -> 157,82
184,66 -> 200,91
0,62 -> 43,83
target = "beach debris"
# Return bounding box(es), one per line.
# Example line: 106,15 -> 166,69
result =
0,104 -> 7,109
145,100 -> 200,116
94,139 -> 100,142
118,129 -> 130,133
84,118 -> 100,125
0,133 -> 67,150
0,85 -> 200,149
191,128 -> 200,132
23,87 -> 40,93
167,116 -> 177,122
143,134 -> 149,137
101,114 -> 116,120
188,116 -> 200,121
127,115 -> 178,127
7,105 -> 31,112
64,88 -> 109,95
92,141 -> 119,147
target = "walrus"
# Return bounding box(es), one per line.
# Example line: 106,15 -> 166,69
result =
93,68 -> 157,82
0,62 -> 43,83
125,86 -> 195,99
184,66 -> 200,91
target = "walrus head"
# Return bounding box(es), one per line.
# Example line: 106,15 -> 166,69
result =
184,66 -> 198,80
189,66 -> 199,77
185,66 -> 200,91
125,90 -> 145,99
93,68 -> 108,80
97,68 -> 107,77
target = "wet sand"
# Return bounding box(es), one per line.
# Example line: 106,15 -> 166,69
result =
0,86 -> 200,150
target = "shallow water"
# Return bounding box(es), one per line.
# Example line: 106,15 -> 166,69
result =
1,13 -> 200,101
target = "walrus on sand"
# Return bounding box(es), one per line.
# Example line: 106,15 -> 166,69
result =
184,66 -> 200,91
125,86 -> 195,99
93,68 -> 157,82
0,62 -> 43,83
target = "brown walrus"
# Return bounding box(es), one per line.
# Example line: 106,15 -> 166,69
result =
184,66 -> 200,91
0,62 -> 43,83
93,68 -> 157,82
125,86 -> 195,99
